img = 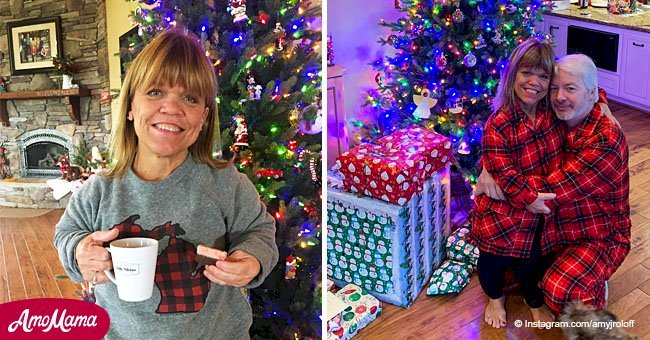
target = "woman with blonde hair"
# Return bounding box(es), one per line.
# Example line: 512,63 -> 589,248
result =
471,38 -> 559,328
55,29 -> 278,339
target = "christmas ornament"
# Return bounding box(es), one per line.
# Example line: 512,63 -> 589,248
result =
447,97 -> 463,114
476,35 -> 487,49
505,4 -> 517,14
254,10 -> 270,25
327,34 -> 334,66
292,37 -> 312,51
228,0 -> 248,23
246,73 -> 263,100
452,8 -> 465,23
299,104 -> 322,135
458,139 -> 470,155
463,51 -> 477,67
273,23 -> 287,51
375,73 -> 383,86
310,156 -> 319,184
435,53 -> 447,70
387,35 -> 398,47
255,168 -> 283,179
522,10 -> 531,25
412,89 -> 438,119
492,30 -> 505,44
285,255 -> 297,279
289,107 -> 300,124
379,96 -> 393,110
412,25 -> 424,36
232,115 -> 249,150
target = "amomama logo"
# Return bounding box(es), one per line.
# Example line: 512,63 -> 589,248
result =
0,298 -> 109,339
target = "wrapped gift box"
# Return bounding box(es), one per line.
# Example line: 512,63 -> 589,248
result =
446,226 -> 479,266
327,166 -> 451,307
376,124 -> 454,180
427,224 -> 478,296
328,284 -> 382,340
335,143 -> 425,206
326,291 -> 348,337
426,259 -> 473,296
327,278 -> 337,292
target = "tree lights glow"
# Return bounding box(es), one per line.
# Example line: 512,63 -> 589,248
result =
360,0 -> 549,180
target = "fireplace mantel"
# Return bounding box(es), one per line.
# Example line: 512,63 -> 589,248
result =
0,88 -> 92,127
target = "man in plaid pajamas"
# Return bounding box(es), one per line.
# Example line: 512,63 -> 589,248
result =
531,54 -> 631,315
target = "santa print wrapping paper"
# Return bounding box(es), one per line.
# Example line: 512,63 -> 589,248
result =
335,143 -> 425,206
327,166 -> 451,308
376,124 -> 454,180
328,284 -> 382,340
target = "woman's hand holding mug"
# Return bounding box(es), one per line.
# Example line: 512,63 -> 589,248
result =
75,229 -> 119,285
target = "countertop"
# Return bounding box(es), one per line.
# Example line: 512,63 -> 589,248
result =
545,4 -> 650,33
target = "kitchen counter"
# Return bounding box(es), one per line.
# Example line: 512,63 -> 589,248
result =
546,4 -> 650,33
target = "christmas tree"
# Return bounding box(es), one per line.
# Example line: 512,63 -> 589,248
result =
120,0 -> 322,338
361,0 -> 549,182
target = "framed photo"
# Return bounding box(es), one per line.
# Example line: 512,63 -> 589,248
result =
6,17 -> 63,75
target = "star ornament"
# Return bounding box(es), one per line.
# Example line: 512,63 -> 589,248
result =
413,89 -> 438,119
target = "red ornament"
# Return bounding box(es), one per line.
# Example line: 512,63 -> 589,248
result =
375,73 -> 383,86
231,115 -> 249,151
273,23 -> 287,51
254,168 -> 283,179
435,53 -> 447,70
285,255 -> 297,280
255,11 -> 270,25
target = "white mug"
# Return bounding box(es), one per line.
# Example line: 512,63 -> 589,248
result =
105,237 -> 158,302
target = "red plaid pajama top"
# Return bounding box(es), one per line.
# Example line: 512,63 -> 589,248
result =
540,104 -> 631,261
471,103 -> 563,258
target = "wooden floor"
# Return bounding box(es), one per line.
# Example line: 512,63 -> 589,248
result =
354,101 -> 650,340
0,209 -> 77,302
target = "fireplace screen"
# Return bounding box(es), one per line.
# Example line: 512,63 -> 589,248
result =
18,129 -> 74,178
26,142 -> 67,171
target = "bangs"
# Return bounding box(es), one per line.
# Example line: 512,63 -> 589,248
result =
130,33 -> 215,103
518,44 -> 554,76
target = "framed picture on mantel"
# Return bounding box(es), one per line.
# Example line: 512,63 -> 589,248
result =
6,17 -> 63,75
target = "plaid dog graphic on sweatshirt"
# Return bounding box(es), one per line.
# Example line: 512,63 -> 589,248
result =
111,214 -> 210,313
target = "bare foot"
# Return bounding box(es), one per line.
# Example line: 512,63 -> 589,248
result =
485,296 -> 507,328
530,304 -> 555,327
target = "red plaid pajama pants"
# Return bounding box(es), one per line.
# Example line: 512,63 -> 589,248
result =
541,241 -> 627,315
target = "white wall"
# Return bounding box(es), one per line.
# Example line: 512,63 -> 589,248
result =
328,0 -> 403,141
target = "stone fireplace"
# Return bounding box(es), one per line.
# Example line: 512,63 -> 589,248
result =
18,129 -> 74,178
0,0 -> 112,208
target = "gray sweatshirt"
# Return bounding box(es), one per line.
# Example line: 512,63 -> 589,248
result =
54,156 -> 278,339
